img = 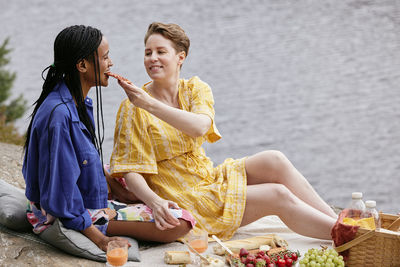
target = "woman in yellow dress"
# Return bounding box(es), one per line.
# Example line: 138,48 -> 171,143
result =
108,22 -> 337,240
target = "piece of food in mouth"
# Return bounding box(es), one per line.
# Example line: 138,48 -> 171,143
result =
105,72 -> 133,84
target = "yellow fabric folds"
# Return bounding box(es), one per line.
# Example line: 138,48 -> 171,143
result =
110,76 -> 247,240
343,217 -> 376,230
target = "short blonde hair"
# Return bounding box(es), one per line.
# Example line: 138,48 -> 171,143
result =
144,22 -> 190,57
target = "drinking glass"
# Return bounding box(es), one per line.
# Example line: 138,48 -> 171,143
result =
185,229 -> 208,265
106,240 -> 128,267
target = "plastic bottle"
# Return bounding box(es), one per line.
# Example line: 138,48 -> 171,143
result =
361,200 -> 381,229
347,192 -> 366,220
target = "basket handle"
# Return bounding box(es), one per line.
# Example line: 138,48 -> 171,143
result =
334,230 -> 375,253
387,217 -> 400,231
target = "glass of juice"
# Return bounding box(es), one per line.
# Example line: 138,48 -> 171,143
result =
106,240 -> 128,267
186,229 -> 208,264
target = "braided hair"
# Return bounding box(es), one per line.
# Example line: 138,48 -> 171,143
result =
24,25 -> 104,162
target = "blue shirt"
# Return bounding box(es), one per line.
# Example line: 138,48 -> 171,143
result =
23,81 -> 108,231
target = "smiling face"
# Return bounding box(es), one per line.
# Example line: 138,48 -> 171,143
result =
80,36 -> 113,90
93,37 -> 113,87
144,33 -> 185,81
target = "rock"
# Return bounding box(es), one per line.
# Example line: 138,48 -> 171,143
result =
0,142 -> 25,188
0,142 -> 104,267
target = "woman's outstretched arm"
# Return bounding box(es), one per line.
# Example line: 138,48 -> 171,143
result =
118,80 -> 211,138
146,97 -> 211,137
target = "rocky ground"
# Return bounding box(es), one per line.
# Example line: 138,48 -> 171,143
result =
0,141 -> 344,267
0,142 -> 104,267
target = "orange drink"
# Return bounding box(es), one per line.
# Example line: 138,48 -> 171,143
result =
106,240 -> 128,267
107,248 -> 128,266
189,239 -> 208,253
185,229 -> 209,265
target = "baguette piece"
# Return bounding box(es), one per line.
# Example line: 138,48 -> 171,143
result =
164,251 -> 191,264
213,234 -> 288,255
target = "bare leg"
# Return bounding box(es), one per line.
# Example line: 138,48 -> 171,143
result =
240,184 -> 336,240
106,219 -> 191,243
245,150 -> 337,218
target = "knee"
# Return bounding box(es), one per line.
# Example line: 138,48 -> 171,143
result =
264,150 -> 288,165
176,219 -> 192,237
261,150 -> 291,176
272,184 -> 297,208
163,219 -> 192,243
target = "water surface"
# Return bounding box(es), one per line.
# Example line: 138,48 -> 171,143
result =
1,0 -> 399,212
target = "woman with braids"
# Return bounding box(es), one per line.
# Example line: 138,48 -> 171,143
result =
108,22 -> 337,241
22,25 -> 194,251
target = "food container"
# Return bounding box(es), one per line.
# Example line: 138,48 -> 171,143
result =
334,213 -> 400,267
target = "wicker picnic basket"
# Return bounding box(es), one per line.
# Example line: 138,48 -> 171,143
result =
334,213 -> 400,267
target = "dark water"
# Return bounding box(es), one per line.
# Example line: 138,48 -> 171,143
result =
1,0 -> 400,213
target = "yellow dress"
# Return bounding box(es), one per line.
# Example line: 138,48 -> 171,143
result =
110,76 -> 247,240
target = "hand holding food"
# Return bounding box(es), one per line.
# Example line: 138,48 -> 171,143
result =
106,71 -> 152,109
106,72 -> 133,84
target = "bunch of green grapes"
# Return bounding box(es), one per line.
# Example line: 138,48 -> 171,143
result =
299,247 -> 344,267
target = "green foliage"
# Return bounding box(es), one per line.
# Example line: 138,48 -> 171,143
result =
0,38 -> 27,145
3,95 -> 26,123
0,38 -> 16,104
0,122 -> 25,145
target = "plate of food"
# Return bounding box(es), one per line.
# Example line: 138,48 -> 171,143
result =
227,247 -> 300,267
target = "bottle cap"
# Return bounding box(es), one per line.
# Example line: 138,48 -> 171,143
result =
365,200 -> 376,208
352,192 -> 363,199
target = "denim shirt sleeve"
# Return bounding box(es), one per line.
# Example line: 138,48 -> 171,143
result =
40,120 -> 92,231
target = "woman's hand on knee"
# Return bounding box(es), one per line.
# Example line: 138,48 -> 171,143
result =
150,198 -> 181,231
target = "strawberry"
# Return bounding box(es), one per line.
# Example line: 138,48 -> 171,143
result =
245,255 -> 256,264
263,255 -> 271,264
239,248 -> 249,257
257,250 -> 266,256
